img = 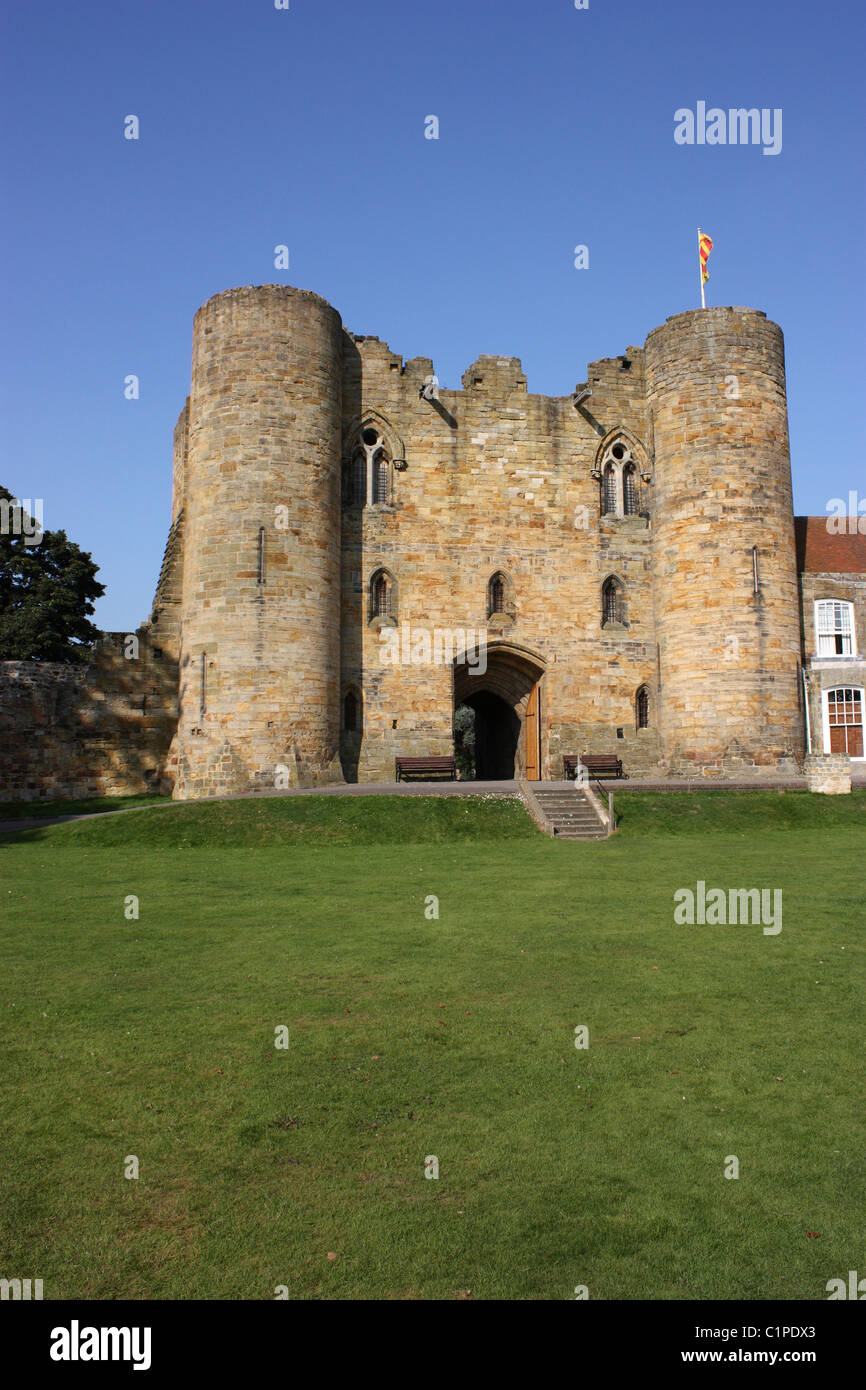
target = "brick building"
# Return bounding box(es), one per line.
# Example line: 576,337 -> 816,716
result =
795,519 -> 866,761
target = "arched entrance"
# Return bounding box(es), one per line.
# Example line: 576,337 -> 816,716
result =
453,641 -> 546,780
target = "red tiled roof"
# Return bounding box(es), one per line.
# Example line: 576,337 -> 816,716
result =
794,517 -> 866,574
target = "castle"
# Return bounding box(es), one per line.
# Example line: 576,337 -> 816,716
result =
2,285 -> 864,800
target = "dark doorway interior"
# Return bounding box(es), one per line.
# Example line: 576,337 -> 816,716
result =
466,691 -> 521,779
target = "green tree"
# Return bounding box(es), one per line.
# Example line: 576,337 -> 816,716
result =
0,486 -> 105,661
454,702 -> 476,780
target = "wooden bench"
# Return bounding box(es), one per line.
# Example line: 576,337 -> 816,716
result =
395,756 -> 456,782
563,753 -> 627,780
582,753 -> 627,780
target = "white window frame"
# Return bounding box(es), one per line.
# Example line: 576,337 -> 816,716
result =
821,685 -> 865,760
814,599 -> 856,658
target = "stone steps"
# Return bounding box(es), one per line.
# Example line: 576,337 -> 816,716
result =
532,787 -> 608,840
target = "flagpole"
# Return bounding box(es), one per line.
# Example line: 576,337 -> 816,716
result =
698,227 -> 706,309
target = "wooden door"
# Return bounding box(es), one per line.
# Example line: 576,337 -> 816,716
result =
524,682 -> 540,781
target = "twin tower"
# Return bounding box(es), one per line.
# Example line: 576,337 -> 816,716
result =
150,285 -> 804,797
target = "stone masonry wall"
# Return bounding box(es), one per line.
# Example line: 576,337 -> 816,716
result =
0,631 -> 178,801
340,330 -> 663,782
646,308 -> 804,775
169,286 -> 345,798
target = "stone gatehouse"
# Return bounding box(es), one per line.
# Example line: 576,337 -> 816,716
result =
2,284 -> 864,800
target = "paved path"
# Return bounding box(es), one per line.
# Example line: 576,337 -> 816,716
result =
2,773 -> 863,835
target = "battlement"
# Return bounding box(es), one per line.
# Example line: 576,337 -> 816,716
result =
461,356 -> 527,395
194,282 -> 342,325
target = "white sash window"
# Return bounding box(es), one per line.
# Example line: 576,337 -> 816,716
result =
815,600 -> 855,657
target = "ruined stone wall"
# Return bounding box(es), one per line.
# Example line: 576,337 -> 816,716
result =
0,631 -> 177,801
142,400 -> 189,669
148,511 -> 184,664
171,399 -> 189,523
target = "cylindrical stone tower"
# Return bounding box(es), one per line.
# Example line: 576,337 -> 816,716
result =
646,307 -> 804,774
172,285 -> 343,798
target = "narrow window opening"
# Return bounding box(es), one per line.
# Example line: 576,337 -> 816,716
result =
372,572 -> 392,619
375,452 -> 389,504
603,464 -> 617,516
636,685 -> 650,729
257,526 -> 265,584
352,452 -> 366,505
623,465 -> 637,516
603,577 -> 624,626
488,573 -> 507,616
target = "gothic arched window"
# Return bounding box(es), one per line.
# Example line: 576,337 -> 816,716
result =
486,571 -> 515,621
602,576 -> 625,627
371,569 -> 394,620
489,573 -> 506,615
344,690 -> 360,732
597,437 -> 648,518
349,425 -> 392,508
636,685 -> 650,729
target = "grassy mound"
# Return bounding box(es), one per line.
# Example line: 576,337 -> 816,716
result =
4,793 -> 538,847
5,787 -> 864,849
613,788 -> 866,835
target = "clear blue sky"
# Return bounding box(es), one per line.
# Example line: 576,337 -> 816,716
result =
2,0 -> 863,631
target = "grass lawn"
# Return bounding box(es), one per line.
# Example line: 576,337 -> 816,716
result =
1,790 -> 863,1300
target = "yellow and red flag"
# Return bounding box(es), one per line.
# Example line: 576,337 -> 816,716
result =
699,232 -> 713,283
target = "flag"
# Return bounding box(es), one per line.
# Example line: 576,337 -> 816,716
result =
699,232 -> 713,284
